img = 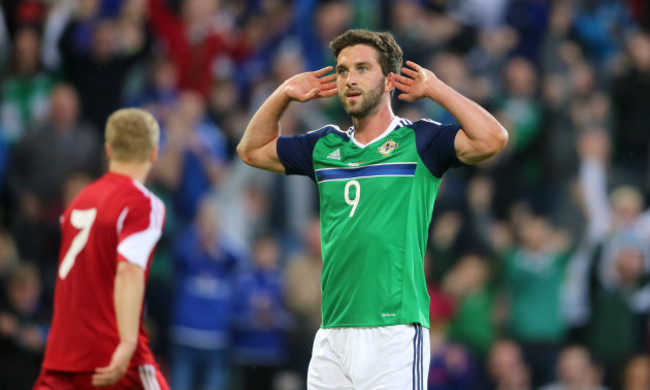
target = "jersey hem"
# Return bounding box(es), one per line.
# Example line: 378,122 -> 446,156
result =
320,321 -> 430,329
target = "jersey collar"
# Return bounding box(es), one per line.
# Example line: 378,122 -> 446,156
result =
348,116 -> 403,149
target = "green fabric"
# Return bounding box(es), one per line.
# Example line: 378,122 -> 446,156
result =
588,286 -> 636,364
313,125 -> 442,328
505,249 -> 568,342
447,289 -> 495,358
0,74 -> 55,142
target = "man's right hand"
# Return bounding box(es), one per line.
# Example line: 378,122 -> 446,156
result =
283,66 -> 338,102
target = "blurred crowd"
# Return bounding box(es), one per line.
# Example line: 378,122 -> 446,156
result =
0,0 -> 649,389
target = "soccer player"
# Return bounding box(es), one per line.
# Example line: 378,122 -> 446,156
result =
237,29 -> 508,389
34,108 -> 169,389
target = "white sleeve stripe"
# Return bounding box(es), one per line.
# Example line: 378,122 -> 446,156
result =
132,179 -> 165,231
117,181 -> 165,268
420,118 -> 442,125
116,207 -> 129,236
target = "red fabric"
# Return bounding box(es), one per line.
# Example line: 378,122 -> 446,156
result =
42,172 -> 165,372
33,365 -> 170,390
16,1 -> 45,25
428,284 -> 456,321
147,0 -> 250,96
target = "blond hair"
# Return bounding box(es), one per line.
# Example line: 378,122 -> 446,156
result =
105,108 -> 160,163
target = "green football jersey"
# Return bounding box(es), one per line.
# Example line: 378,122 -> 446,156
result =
277,116 -> 461,328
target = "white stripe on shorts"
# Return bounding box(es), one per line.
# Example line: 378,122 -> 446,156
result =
138,364 -> 161,390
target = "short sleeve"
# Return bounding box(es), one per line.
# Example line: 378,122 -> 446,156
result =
412,119 -> 463,178
116,193 -> 165,268
276,125 -> 347,181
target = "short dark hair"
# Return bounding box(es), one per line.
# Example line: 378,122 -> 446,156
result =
330,29 -> 403,76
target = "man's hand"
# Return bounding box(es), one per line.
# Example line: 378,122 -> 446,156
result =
394,61 -> 441,102
92,341 -> 136,386
577,128 -> 609,162
283,66 -> 337,102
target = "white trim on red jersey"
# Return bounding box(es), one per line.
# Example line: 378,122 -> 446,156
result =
116,180 -> 165,269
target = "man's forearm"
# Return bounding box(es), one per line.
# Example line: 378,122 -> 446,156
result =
114,261 -> 145,352
580,158 -> 611,241
237,84 -> 291,169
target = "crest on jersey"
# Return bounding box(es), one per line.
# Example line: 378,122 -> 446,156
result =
377,139 -> 398,157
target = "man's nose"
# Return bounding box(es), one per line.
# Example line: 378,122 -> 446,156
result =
345,72 -> 358,86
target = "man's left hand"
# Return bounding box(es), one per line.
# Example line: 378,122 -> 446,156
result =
92,341 -> 135,386
394,61 -> 441,102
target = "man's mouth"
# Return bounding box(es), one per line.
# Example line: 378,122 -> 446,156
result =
345,90 -> 362,101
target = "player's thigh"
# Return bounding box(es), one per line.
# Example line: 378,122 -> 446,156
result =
351,324 -> 431,390
307,328 -> 354,390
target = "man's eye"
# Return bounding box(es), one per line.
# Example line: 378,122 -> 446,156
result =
359,66 -> 367,72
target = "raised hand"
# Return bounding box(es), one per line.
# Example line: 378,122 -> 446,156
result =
394,61 -> 441,102
283,66 -> 338,102
577,127 -> 610,162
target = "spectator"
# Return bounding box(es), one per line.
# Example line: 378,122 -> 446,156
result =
539,345 -> 609,390
6,84 -> 100,266
284,216 -> 323,383
152,91 -> 228,225
487,339 -> 531,390
57,4 -> 150,131
233,234 -> 292,390
586,232 -> 650,388
504,0 -> 551,63
610,31 -> 650,195
499,56 -> 540,146
133,55 -> 180,125
428,321 -> 478,390
622,355 -> 650,390
0,25 -> 54,143
444,253 -> 496,360
294,0 -> 353,71
146,0 -> 251,97
502,213 -> 572,387
572,0 -> 634,68
429,211 -> 464,284
0,262 -> 49,388
168,196 -> 240,390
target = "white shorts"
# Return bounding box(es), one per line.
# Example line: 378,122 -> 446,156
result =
307,324 -> 430,390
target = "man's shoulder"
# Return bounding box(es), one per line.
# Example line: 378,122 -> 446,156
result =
69,174 -> 162,213
405,118 -> 449,131
306,124 -> 350,141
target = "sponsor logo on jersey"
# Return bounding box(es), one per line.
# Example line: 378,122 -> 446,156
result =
327,148 -> 341,160
377,139 -> 398,157
347,161 -> 364,167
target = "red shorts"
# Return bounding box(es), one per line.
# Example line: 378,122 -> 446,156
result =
33,364 -> 170,390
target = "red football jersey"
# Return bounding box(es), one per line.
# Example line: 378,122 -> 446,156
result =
42,172 -> 165,372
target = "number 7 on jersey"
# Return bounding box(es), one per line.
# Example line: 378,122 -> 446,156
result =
59,208 -> 97,279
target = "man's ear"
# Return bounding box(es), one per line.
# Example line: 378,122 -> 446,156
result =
385,72 -> 396,92
149,146 -> 159,163
105,143 -> 112,160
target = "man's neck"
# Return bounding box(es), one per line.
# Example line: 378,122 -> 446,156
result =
108,161 -> 151,184
350,102 -> 395,145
